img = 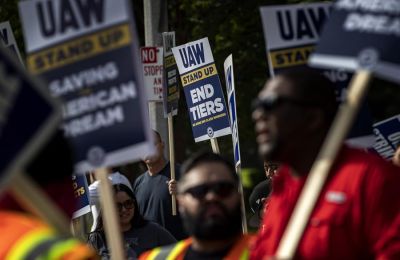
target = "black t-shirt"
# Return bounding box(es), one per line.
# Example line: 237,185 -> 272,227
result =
133,162 -> 187,240
87,222 -> 176,259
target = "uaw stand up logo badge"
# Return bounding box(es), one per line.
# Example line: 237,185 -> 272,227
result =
207,127 -> 214,138
87,146 -> 106,167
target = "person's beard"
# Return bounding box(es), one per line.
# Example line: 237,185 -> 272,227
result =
181,200 -> 242,240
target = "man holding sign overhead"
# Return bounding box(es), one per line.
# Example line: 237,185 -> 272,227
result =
251,68 -> 400,259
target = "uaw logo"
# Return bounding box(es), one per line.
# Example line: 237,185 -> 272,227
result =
358,48 -> 379,70
0,62 -> 20,138
207,127 -> 214,138
87,146 -> 106,166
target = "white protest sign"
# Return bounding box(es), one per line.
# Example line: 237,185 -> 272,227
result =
0,21 -> 23,63
172,38 -> 231,142
260,3 -> 330,75
224,55 -> 241,168
141,47 -> 163,101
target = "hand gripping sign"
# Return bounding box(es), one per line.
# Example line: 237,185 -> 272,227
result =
277,1 -> 400,258
172,37 -> 231,144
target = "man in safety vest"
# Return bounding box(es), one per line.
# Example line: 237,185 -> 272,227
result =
0,130 -> 98,259
139,151 -> 253,260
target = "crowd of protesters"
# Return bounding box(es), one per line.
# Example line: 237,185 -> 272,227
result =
1,43 -> 400,258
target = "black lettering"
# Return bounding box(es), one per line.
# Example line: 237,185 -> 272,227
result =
308,7 -> 329,35
285,52 -> 292,63
277,10 -> 294,40
164,34 -> 173,52
276,54 -> 285,65
36,1 -> 56,37
296,9 -> 314,39
0,28 -> 8,45
295,50 -> 305,62
60,0 -> 79,33
76,0 -> 105,26
34,56 -> 45,70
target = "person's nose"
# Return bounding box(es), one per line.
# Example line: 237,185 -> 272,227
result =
252,108 -> 269,122
203,189 -> 219,201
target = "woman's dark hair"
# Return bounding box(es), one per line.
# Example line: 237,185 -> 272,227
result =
91,184 -> 148,233
114,183 -> 148,228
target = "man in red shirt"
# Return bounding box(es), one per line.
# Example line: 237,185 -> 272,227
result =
251,68 -> 400,259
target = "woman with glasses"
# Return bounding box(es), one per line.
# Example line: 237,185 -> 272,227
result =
88,184 -> 176,259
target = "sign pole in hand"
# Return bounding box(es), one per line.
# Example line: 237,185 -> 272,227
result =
276,70 -> 372,259
10,173 -> 71,235
168,114 -> 177,215
95,168 -> 125,260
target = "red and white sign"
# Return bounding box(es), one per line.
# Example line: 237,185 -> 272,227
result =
141,47 -> 163,101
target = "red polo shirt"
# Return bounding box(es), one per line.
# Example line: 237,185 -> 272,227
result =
251,146 -> 400,260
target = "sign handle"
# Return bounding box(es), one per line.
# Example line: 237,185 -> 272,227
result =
236,164 -> 248,234
276,70 -> 372,259
210,138 -> 220,154
95,168 -> 125,260
168,114 -> 177,215
10,172 -> 71,235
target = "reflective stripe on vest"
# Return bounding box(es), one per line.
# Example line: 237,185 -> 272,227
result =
142,236 -> 252,260
47,238 -> 81,259
140,239 -> 191,260
5,226 -> 55,260
6,226 -> 82,260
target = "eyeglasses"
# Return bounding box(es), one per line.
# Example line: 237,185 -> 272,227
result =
116,199 -> 135,211
251,94 -> 317,112
182,181 -> 237,200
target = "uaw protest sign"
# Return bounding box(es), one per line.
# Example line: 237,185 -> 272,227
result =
162,32 -> 179,117
224,55 -> 241,168
0,47 -> 60,191
0,21 -> 23,63
373,115 -> 400,160
19,0 -> 153,172
72,174 -> 91,218
260,2 -> 374,147
141,47 -> 163,101
172,38 -> 231,142
309,0 -> 400,84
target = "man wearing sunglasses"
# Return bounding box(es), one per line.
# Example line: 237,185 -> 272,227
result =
139,152 -> 253,260
251,68 -> 400,259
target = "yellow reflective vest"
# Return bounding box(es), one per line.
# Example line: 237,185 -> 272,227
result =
0,211 -> 98,260
139,234 -> 254,260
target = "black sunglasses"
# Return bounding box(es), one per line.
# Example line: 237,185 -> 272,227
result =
251,94 -> 317,112
116,199 -> 135,211
182,181 -> 237,200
